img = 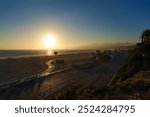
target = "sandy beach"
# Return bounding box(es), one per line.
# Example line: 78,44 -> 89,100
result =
0,52 -> 127,99
0,53 -> 92,83
0,56 -> 51,83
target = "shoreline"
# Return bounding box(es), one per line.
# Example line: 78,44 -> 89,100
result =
0,50 -> 94,59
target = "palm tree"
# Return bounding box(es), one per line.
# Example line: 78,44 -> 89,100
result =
141,29 -> 150,43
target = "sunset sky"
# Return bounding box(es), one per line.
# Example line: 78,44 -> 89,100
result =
0,0 -> 150,50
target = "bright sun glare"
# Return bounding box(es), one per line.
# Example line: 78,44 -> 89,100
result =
43,35 -> 56,49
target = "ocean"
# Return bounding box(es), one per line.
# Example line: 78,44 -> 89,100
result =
0,50 -> 94,59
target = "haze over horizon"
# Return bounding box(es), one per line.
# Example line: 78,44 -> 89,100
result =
0,0 -> 150,50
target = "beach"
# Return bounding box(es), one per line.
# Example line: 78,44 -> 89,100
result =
0,52 -> 127,99
0,53 -> 92,83
0,56 -> 50,82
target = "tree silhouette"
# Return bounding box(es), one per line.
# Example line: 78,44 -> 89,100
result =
141,29 -> 150,44
53,51 -> 58,56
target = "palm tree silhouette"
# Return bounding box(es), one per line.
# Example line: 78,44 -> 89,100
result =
141,29 -> 150,43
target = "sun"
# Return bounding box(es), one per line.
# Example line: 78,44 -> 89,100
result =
43,35 -> 56,49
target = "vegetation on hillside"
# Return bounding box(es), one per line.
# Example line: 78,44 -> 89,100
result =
107,29 -> 150,99
50,29 -> 150,100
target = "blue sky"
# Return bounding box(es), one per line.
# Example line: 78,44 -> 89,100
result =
0,0 -> 150,49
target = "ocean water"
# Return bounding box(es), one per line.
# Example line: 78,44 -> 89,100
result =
0,50 -> 93,58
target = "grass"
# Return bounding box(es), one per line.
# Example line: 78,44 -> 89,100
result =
107,75 -> 150,99
107,43 -> 150,99
116,77 -> 150,91
51,84 -> 81,100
